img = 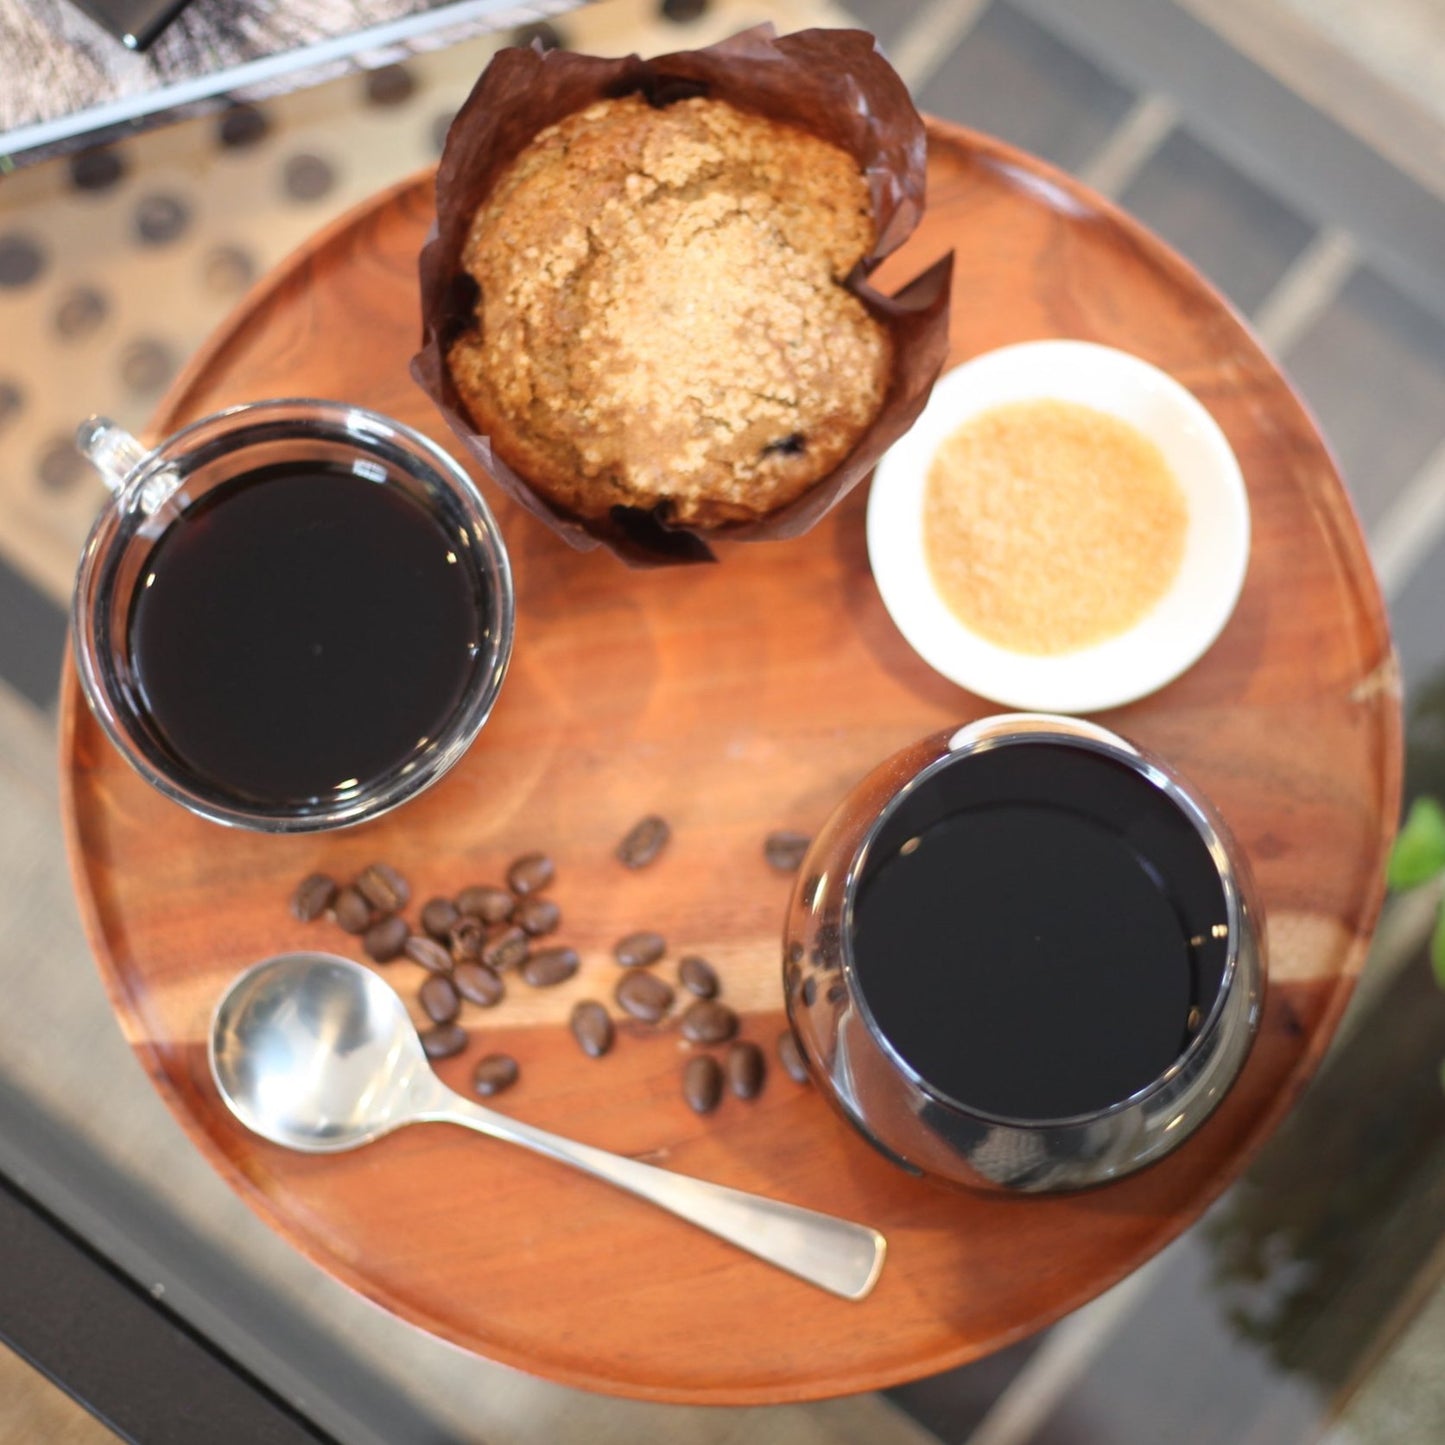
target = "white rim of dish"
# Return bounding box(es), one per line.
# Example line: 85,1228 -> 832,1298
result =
866,339 -> 1251,714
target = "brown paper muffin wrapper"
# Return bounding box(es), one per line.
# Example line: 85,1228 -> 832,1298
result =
411,24 -> 953,566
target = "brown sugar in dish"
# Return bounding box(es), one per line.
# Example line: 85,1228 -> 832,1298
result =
923,399 -> 1188,654
446,94 -> 891,527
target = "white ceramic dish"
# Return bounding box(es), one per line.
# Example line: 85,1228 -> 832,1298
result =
866,339 -> 1250,714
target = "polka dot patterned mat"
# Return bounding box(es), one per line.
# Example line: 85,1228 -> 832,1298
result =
0,0 -> 849,608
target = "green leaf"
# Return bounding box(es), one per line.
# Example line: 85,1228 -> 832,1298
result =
1387,797 -> 1445,889
1432,905 -> 1445,992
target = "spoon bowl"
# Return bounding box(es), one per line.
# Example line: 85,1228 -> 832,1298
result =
212,952 -> 436,1153
209,952 -> 886,1300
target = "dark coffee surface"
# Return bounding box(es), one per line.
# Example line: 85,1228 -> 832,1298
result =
129,462 -> 480,807
853,796 -> 1199,1121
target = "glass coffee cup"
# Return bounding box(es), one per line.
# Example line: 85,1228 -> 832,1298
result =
784,714 -> 1265,1192
72,399 -> 514,833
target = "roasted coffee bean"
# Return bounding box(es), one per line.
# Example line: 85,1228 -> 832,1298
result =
727,1040 -> 766,1099
456,884 -> 513,925
617,814 -> 669,869
507,852 -> 554,895
291,872 -> 336,921
420,1022 -> 467,1060
363,914 -> 409,962
614,930 -> 665,968
678,954 -> 718,998
522,946 -> 579,988
777,1030 -> 810,1085
472,1053 -> 518,1097
419,973 -> 460,1024
786,939 -> 804,965
764,830 -> 811,873
801,975 -> 818,1008
826,981 -> 847,1006
333,886 -> 372,935
449,915 -> 486,962
569,1000 -> 614,1058
682,1055 -> 723,1114
420,896 -> 460,939
404,936 -> 453,974
615,970 -> 674,1023
483,925 -> 530,972
453,961 -> 504,1008
679,998 -> 738,1044
355,862 -> 409,913
513,895 -> 560,937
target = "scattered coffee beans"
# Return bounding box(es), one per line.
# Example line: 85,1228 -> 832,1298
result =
570,1000 -> 614,1058
291,872 -> 336,922
777,1030 -> 810,1084
679,999 -> 738,1045
290,827 -> 790,1116
363,914 -> 409,963
356,862 -> 409,913
419,973 -> 460,1024
456,884 -> 513,925
453,961 -> 504,1007
683,1055 -> 723,1114
678,955 -> 718,999
522,946 -> 580,988
483,925 -> 530,972
726,1041 -> 766,1099
420,896 -> 460,939
513,895 -> 560,937
614,931 -> 665,968
333,886 -> 372,935
404,936 -> 453,974
764,830 -> 811,873
472,1053 -> 519,1097
420,1022 -> 467,1060
617,814 -> 669,869
616,970 -> 674,1023
507,853 -> 555,895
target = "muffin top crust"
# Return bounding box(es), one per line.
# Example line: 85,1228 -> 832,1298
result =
447,93 -> 891,526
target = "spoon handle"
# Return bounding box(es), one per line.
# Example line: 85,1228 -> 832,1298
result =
426,1095 -> 886,1300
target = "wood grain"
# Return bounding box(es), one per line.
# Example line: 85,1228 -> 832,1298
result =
59,123 -> 1401,1404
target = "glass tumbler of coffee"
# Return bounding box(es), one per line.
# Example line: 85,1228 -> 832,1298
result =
784,714 -> 1265,1192
72,399 -> 514,832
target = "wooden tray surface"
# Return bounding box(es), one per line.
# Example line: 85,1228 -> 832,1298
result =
60,122 -> 1401,1404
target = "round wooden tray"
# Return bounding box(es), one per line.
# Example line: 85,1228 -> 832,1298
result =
60,122 -> 1400,1405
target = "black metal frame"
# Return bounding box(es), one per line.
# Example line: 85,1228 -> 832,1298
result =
0,1171 -> 338,1445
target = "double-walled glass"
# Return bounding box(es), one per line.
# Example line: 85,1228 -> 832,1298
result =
784,714 -> 1265,1193
72,399 -> 514,833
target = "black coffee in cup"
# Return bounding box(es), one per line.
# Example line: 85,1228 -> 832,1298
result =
850,741 -> 1229,1121
128,460 -> 485,808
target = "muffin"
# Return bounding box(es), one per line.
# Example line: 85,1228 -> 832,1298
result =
445,93 -> 893,528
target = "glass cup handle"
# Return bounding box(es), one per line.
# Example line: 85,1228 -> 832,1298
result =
76,416 -> 149,495
76,416 -> 181,516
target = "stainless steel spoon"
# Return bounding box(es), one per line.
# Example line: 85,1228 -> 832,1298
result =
210,952 -> 886,1300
